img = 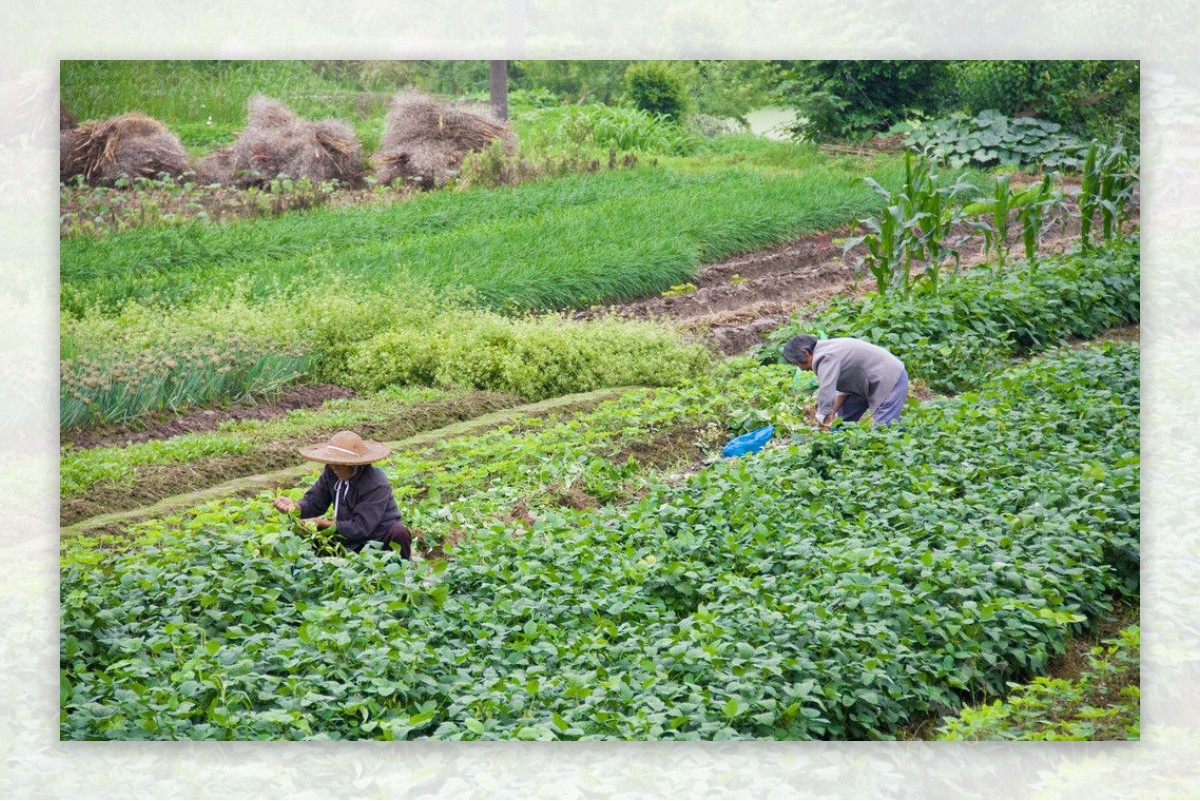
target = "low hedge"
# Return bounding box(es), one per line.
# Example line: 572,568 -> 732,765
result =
336,313 -> 714,401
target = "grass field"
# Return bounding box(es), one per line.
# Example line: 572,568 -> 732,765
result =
62,161 -> 905,315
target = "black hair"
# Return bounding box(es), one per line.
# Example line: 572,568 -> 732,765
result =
782,334 -> 818,365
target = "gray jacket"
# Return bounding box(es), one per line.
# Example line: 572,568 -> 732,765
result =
811,338 -> 905,420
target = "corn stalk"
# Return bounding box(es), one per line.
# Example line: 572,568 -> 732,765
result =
845,202 -> 924,295
905,151 -> 975,293
1018,173 -> 1068,269
843,152 -> 970,297
1079,138 -> 1139,252
963,174 -> 1066,269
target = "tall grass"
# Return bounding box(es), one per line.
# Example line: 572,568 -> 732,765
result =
62,161 -> 906,316
514,105 -> 698,156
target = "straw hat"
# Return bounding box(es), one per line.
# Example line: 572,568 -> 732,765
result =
300,430 -> 391,465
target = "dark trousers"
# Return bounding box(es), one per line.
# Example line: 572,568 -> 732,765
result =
839,394 -> 869,422
383,522 -> 413,559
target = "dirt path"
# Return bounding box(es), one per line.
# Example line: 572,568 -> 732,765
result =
63,383 -> 357,451
576,186 -> 1099,356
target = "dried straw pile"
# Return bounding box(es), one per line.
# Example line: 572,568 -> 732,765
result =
59,113 -> 190,186
374,91 -> 516,189
197,95 -> 364,188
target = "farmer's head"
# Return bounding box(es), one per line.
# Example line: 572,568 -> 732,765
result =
300,430 -> 390,480
782,335 -> 818,371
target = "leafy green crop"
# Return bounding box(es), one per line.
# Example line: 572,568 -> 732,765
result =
765,240 -> 1139,393
61,344 -> 1139,740
338,313 -> 713,400
60,385 -> 458,501
60,164 -> 905,316
904,110 -> 1087,171
936,625 -> 1139,740
61,333 -> 309,429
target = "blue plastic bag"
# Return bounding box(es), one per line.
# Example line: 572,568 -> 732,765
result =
722,424 -> 775,458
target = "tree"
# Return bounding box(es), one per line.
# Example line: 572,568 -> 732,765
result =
625,61 -> 690,120
489,60 -> 508,121
774,60 -> 954,141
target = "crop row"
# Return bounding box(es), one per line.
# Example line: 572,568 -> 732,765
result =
61,295 -> 715,429
61,163 -> 906,316
63,362 -> 810,533
935,623 -> 1139,740
60,158 -> 906,428
765,237 -> 1139,392
61,343 -> 1138,739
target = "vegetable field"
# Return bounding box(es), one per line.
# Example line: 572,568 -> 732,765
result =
60,60 -> 1140,742
61,343 -> 1138,740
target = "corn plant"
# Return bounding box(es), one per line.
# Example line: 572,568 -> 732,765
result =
1079,138 -> 1139,252
962,174 -> 1067,269
843,152 -> 972,296
843,201 -> 921,295
903,152 -> 976,292
1018,174 -> 1068,268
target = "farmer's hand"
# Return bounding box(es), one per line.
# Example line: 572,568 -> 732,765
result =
313,517 -> 335,530
273,496 -> 300,514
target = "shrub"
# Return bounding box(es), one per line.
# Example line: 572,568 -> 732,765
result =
547,105 -> 697,156
339,313 -> 715,400
625,62 -> 691,121
778,60 -> 955,142
950,60 -> 1139,146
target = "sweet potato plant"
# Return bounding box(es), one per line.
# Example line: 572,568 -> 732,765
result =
61,344 -> 1138,740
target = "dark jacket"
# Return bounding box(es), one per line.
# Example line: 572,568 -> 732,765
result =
298,465 -> 403,549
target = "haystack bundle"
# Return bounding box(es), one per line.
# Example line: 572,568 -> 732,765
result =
374,91 -> 516,189
59,113 -> 190,186
197,95 -> 365,188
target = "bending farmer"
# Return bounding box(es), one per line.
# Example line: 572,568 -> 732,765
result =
272,430 -> 413,558
782,335 -> 908,428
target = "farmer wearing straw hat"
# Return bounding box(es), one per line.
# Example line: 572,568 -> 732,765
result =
782,334 -> 908,428
272,430 -> 412,558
